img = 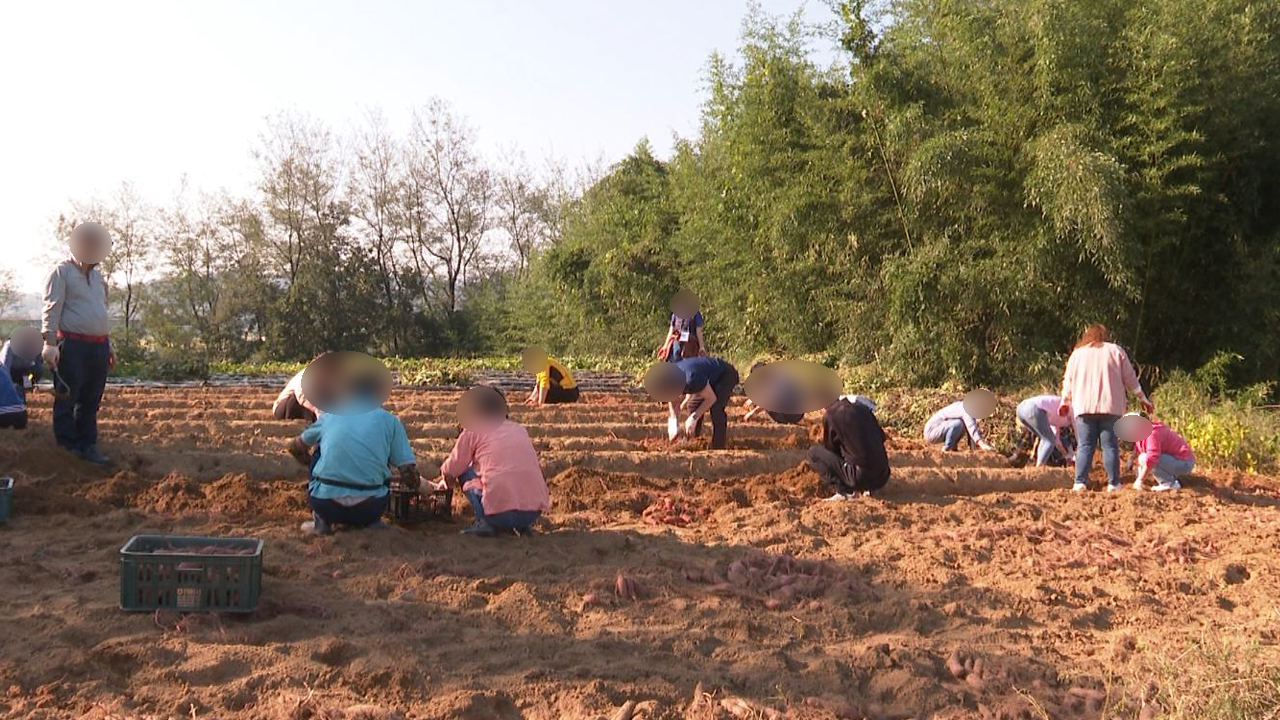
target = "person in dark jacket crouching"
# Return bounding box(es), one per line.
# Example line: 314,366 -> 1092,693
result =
807,396 -> 890,501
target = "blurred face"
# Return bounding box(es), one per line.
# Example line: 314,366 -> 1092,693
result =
1115,413 -> 1153,443
642,362 -> 685,402
300,351 -> 393,415
962,389 -> 997,420
9,326 -> 42,360
457,386 -> 507,434
69,222 -> 112,265
742,359 -> 840,415
521,346 -> 548,374
670,290 -> 700,321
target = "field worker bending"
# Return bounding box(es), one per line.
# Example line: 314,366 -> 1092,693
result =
1060,323 -> 1153,492
649,356 -> 741,449
0,370 -> 27,430
1,327 -> 44,404
273,353 -> 329,422
924,400 -> 995,453
522,347 -> 580,405
807,396 -> 889,501
286,388 -> 418,536
1131,412 -> 1194,492
42,222 -> 114,466
442,386 -> 549,537
1015,394 -> 1075,467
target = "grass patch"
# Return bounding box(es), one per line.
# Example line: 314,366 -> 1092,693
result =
1130,635 -> 1280,719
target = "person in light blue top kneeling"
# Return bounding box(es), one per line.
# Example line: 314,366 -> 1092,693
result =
286,401 -> 418,536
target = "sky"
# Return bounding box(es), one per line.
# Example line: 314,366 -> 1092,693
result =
0,0 -> 836,294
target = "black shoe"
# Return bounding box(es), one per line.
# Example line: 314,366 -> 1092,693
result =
77,446 -> 112,466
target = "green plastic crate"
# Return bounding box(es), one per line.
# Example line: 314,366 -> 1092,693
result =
0,477 -> 11,523
119,535 -> 263,612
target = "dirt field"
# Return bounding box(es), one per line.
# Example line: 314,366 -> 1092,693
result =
1,386 -> 1278,720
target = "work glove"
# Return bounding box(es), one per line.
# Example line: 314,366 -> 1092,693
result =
41,343 -> 60,367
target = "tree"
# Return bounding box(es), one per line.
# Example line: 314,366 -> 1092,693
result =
0,267 -> 16,319
402,99 -> 495,315
348,109 -> 409,353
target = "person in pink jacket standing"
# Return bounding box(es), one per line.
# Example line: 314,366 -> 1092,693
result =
1131,412 -> 1195,492
1059,324 -> 1154,492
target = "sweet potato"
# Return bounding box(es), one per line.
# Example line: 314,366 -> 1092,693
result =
614,572 -> 642,601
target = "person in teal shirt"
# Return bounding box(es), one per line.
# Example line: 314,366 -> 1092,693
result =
287,401 -> 418,535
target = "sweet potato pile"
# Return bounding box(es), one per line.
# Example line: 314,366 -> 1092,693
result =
641,494 -> 709,527
686,552 -> 873,610
146,542 -> 256,556
933,520 -> 1215,571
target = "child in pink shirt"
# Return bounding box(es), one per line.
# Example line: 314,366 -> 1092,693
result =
441,388 -> 549,536
1132,414 -> 1195,492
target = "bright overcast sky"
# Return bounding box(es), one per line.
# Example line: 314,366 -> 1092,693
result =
0,0 -> 834,293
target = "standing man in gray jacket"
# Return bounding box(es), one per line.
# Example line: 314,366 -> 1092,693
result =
41,222 -> 114,465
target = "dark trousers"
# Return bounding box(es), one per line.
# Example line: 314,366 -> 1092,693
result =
9,367 -> 40,404
274,394 -> 317,422
52,338 -> 110,452
0,411 -> 27,430
807,445 -> 888,495
692,366 -> 739,449
308,493 -> 388,527
544,385 -> 580,404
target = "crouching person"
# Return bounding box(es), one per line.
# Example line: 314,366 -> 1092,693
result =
286,401 -> 417,535
0,371 -> 28,430
807,395 -> 889,501
443,386 -> 549,537
1132,412 -> 1195,492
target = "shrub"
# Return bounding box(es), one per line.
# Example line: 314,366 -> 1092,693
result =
1152,352 -> 1280,473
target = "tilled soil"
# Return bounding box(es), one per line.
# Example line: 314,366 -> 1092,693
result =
0,386 -> 1277,720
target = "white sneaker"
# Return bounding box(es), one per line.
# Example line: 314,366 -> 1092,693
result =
1132,480 -> 1145,491
1071,482 -> 1087,493
822,493 -> 850,502
1106,483 -> 1122,493
1152,480 -> 1181,492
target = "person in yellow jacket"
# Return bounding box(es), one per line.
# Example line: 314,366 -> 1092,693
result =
522,347 -> 580,405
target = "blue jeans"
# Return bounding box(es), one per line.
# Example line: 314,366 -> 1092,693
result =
308,493 -> 388,527
1017,400 -> 1058,466
1074,414 -> 1120,486
52,338 -> 110,451
458,465 -> 541,531
1148,455 -> 1194,486
939,419 -> 967,451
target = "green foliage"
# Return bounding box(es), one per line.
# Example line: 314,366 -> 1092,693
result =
511,0 -> 1280,391
1152,352 -> 1280,472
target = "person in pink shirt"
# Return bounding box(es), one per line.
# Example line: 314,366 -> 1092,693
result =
440,386 -> 550,537
1131,412 -> 1195,492
1059,324 -> 1154,492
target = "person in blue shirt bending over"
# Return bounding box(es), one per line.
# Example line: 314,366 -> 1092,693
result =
1,327 -> 44,404
649,356 -> 741,450
286,385 -> 419,536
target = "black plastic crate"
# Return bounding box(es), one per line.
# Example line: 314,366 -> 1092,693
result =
387,486 -> 452,524
0,477 -> 11,523
119,535 -> 263,612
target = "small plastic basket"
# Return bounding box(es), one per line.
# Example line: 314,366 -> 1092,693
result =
387,486 -> 452,524
119,535 -> 263,612
0,477 -> 12,523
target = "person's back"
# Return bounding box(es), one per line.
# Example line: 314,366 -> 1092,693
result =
1136,420 -> 1194,464
0,371 -> 26,429
1062,342 -> 1141,416
826,399 -> 889,486
444,419 -> 548,515
302,407 -> 412,497
677,355 -> 729,392
539,357 -> 577,390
